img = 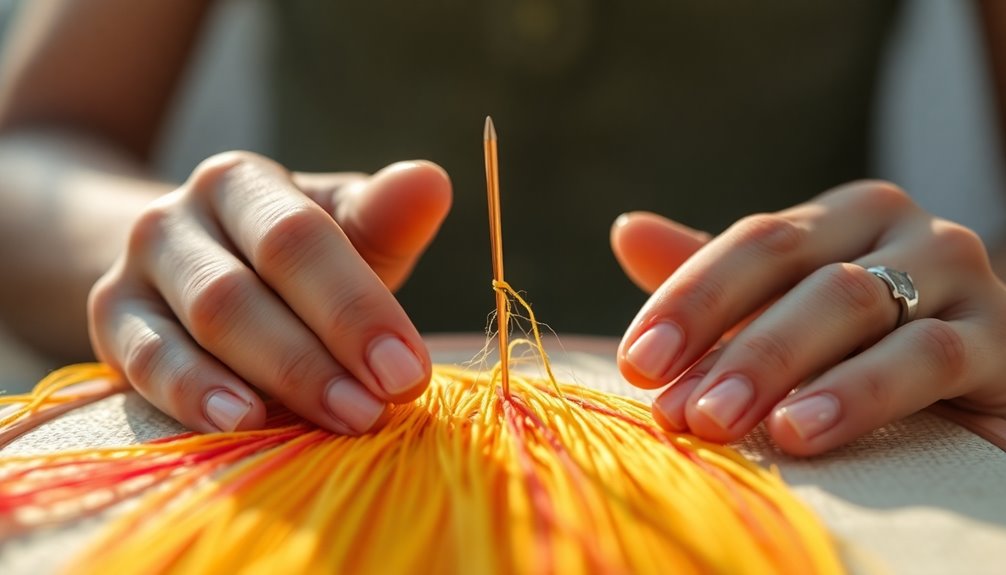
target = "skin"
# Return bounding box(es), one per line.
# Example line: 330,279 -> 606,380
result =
612,183 -> 1006,455
88,154 -> 451,433
0,0 -> 211,359
2,1 -> 1006,452
0,0 -> 450,434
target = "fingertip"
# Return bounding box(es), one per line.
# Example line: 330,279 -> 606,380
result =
652,397 -> 687,432
386,159 -> 452,186
767,393 -> 843,456
684,376 -> 754,444
651,401 -> 678,431
612,211 -> 634,230
384,368 -> 432,404
364,403 -> 394,433
609,211 -> 655,264
682,413 -> 740,444
617,320 -> 686,389
371,160 -> 453,228
617,358 -> 669,390
203,388 -> 266,432
610,212 -> 709,293
323,376 -> 391,434
339,160 -> 453,288
766,409 -> 818,456
651,375 -> 704,431
366,335 -> 432,403
610,211 -> 647,245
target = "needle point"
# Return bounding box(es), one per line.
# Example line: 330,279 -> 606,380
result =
484,116 -> 497,141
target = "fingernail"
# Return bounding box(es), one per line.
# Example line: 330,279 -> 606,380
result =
777,394 -> 841,440
695,376 -> 754,429
654,375 -> 702,430
368,336 -> 426,396
325,377 -> 386,433
205,390 -> 251,432
625,321 -> 684,381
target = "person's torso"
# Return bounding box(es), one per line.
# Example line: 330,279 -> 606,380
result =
271,0 -> 900,335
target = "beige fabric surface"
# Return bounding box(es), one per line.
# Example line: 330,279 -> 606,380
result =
2,334 -> 1005,574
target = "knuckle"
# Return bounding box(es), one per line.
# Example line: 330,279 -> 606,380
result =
164,363 -> 209,415
817,263 -> 887,317
87,275 -> 118,327
847,180 -> 914,213
270,348 -> 329,398
911,319 -> 968,384
862,371 -> 893,417
122,330 -> 170,391
86,271 -> 129,363
188,150 -> 266,192
127,200 -> 175,259
121,332 -> 225,417
324,284 -> 388,340
677,276 -> 728,318
931,220 -> 991,272
187,150 -> 289,205
736,331 -> 796,373
731,213 -> 807,258
185,268 -> 252,343
253,206 -> 329,274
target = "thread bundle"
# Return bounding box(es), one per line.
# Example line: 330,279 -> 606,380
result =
0,355 -> 842,574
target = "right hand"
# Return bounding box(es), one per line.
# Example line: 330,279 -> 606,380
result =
88,151 -> 452,434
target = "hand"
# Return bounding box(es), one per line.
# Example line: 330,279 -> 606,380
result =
88,152 -> 452,434
612,181 -> 1006,455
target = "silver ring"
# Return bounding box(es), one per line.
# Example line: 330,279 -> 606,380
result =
865,266 -> 918,327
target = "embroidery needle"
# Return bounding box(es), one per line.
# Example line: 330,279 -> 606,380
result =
483,116 -> 510,396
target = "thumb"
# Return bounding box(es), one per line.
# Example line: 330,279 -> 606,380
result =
610,211 -> 710,293
295,161 -> 453,291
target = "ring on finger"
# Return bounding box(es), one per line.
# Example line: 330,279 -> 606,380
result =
864,265 -> 918,327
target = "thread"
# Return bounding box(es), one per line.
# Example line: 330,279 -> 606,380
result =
0,323 -> 842,574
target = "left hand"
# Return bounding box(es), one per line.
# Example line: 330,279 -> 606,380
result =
612,181 -> 1006,456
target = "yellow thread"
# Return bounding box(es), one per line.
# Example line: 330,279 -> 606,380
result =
0,364 -> 120,428
1,356 -> 844,574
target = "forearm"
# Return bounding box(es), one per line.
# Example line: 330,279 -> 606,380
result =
0,130 -> 171,360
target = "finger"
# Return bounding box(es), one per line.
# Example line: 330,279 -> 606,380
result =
198,152 -> 431,403
860,217 -> 997,312
290,171 -> 369,213
610,211 -> 710,293
137,202 -> 390,434
767,318 -> 975,456
90,286 -> 268,433
681,261 -> 958,443
618,181 -> 918,389
295,161 -> 453,291
651,347 -> 724,431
